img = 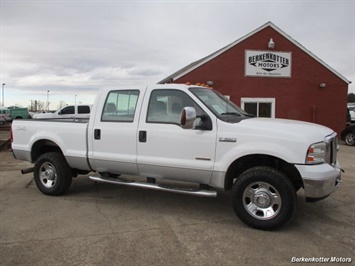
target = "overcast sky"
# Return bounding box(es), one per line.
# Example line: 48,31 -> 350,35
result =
1,0 -> 354,109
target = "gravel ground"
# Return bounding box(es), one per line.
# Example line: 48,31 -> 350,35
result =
0,142 -> 354,265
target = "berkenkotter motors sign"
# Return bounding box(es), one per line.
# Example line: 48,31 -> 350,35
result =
245,50 -> 292,78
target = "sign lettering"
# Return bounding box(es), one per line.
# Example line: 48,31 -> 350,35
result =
245,50 -> 292,77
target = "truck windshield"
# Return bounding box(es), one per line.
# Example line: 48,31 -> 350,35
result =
189,87 -> 252,123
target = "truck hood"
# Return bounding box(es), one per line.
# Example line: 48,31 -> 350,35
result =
238,118 -> 334,141
219,118 -> 336,164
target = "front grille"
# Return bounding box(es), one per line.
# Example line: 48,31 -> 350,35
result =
325,134 -> 338,165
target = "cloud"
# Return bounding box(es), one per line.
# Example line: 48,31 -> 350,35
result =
1,0 -> 354,108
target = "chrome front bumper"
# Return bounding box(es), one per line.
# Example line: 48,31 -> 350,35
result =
295,161 -> 341,200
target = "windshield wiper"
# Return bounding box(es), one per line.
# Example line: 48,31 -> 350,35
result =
220,112 -> 241,116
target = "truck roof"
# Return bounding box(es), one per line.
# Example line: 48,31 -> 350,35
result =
100,84 -> 210,94
148,83 -> 211,90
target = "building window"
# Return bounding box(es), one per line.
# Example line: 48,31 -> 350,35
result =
241,98 -> 275,118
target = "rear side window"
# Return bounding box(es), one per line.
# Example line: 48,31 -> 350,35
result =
101,90 -> 140,122
78,105 -> 90,114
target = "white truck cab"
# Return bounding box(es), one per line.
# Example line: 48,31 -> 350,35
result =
33,104 -> 92,119
11,84 -> 341,230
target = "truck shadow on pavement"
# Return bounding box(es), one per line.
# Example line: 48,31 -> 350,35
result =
36,174 -> 340,231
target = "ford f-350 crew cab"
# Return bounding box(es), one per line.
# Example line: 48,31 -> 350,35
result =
11,84 -> 341,230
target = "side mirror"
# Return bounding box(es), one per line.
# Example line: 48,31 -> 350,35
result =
180,107 -> 196,129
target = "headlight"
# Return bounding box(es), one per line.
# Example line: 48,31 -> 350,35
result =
306,142 -> 326,164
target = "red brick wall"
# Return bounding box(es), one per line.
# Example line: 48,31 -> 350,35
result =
174,26 -> 348,136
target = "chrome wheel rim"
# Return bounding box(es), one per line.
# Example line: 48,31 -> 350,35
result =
345,133 -> 355,145
39,162 -> 57,188
242,181 -> 281,220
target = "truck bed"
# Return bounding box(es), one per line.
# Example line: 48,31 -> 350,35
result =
12,119 -> 91,171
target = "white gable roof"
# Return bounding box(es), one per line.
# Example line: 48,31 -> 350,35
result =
159,21 -> 351,84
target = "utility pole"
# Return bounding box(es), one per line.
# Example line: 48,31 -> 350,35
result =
2,83 -> 5,107
47,90 -> 50,111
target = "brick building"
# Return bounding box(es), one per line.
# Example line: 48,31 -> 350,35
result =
159,22 -> 351,135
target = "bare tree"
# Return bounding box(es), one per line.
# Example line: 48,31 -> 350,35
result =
36,100 -> 45,111
348,93 -> 355,103
57,101 -> 66,109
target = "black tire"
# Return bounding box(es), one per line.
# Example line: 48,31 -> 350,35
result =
231,166 -> 296,230
344,132 -> 355,146
34,152 -> 73,196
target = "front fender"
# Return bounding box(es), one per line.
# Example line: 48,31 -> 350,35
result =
214,140 -> 307,172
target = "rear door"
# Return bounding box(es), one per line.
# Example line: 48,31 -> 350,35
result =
88,89 -> 143,175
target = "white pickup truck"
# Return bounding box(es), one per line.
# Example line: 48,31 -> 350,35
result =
11,84 -> 341,230
32,104 -> 92,120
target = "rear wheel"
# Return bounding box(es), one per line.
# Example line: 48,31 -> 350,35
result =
34,152 -> 73,196
231,166 -> 296,230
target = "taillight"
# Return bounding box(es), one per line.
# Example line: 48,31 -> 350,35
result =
10,125 -> 13,143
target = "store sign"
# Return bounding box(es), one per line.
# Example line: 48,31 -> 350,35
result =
245,50 -> 292,77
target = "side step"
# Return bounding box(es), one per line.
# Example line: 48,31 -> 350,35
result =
89,176 -> 217,197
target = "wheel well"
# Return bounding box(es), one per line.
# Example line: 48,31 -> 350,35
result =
224,154 -> 303,191
31,139 -> 63,163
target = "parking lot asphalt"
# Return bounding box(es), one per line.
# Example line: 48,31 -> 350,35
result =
0,124 -> 11,150
0,138 -> 354,265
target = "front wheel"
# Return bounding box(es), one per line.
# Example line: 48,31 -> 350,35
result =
34,152 -> 73,196
231,167 -> 296,230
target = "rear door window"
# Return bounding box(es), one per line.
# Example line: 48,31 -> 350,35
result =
101,90 -> 140,122
78,105 -> 90,114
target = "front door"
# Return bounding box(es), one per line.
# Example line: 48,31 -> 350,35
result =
137,89 -> 217,184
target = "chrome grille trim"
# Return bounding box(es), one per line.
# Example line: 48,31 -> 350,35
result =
324,132 -> 338,165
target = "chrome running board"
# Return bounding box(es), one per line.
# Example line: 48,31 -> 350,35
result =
89,176 -> 217,197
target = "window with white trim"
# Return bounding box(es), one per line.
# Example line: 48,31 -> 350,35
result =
241,98 -> 276,118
